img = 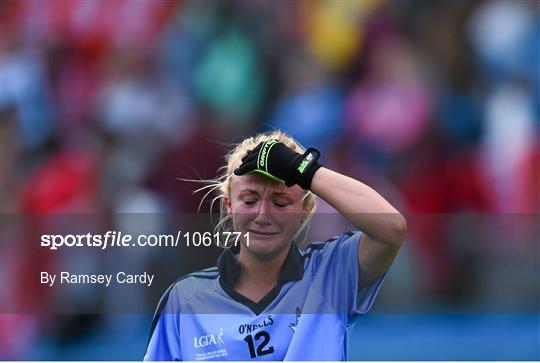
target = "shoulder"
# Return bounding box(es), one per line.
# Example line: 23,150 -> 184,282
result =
155,267 -> 219,313
301,231 -> 360,269
174,266 -> 220,286
303,231 -> 357,256
167,267 -> 220,299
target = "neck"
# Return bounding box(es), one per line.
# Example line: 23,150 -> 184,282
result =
236,244 -> 291,286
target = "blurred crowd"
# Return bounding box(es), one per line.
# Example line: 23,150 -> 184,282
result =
1,0 -> 539,359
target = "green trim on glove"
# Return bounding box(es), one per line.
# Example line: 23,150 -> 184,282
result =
234,139 -> 321,190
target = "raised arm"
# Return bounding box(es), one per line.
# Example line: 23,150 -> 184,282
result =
310,167 -> 406,288
233,139 -> 406,289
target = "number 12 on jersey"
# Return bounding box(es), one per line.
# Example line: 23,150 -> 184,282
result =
243,331 -> 274,358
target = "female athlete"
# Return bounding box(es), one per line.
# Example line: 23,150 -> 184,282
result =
144,130 -> 406,361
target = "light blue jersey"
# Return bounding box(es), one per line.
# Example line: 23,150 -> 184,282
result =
144,231 -> 385,361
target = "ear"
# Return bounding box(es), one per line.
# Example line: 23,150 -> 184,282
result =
302,199 -> 312,216
302,198 -> 314,223
224,196 -> 232,214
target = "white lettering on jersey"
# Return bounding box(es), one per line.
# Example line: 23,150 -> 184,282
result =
193,328 -> 225,349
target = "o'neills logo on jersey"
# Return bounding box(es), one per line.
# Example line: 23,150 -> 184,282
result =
193,328 -> 225,349
238,315 -> 274,335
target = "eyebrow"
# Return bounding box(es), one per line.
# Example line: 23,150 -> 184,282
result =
238,189 -> 291,197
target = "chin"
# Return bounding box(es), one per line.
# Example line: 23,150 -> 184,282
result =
245,237 -> 286,257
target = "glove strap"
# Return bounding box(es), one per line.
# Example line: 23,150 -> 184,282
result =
295,147 -> 321,190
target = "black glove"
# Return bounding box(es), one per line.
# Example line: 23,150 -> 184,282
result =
233,139 -> 321,190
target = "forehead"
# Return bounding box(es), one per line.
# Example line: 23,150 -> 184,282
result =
230,173 -> 303,198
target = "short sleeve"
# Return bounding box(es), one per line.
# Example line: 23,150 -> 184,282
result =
308,231 -> 386,321
144,284 -> 182,361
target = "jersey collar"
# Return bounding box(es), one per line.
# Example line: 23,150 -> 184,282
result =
217,243 -> 304,315
217,243 -> 304,287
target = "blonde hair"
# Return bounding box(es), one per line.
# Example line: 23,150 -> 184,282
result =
190,130 -> 317,248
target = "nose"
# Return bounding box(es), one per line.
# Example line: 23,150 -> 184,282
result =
253,200 -> 272,225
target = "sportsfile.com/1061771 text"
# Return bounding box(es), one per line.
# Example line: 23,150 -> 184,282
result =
40,231 -> 250,250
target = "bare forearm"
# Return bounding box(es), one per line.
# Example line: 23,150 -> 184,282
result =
310,167 -> 406,246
